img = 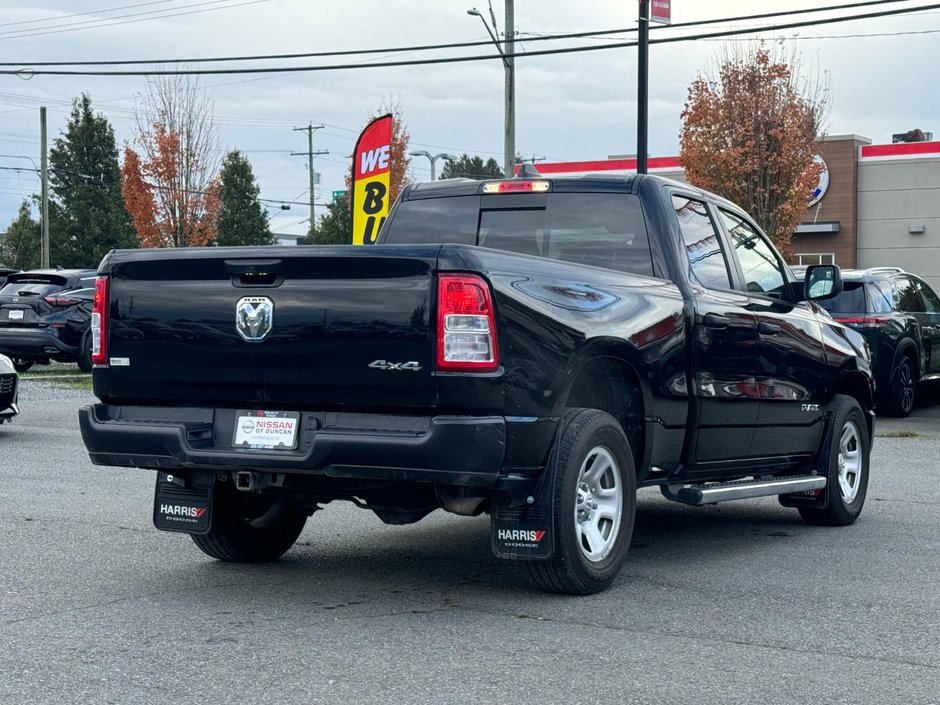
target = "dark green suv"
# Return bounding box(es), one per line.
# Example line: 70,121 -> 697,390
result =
817,267 -> 940,416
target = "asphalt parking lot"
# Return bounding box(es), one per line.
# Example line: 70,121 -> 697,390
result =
1,381 -> 938,705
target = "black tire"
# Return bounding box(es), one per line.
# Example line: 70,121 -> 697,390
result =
76,333 -> 93,373
191,483 -> 307,562
881,354 -> 916,417
11,358 -> 33,373
526,408 -> 637,595
799,394 -> 870,527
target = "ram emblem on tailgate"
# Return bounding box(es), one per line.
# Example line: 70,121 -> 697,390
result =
235,296 -> 273,342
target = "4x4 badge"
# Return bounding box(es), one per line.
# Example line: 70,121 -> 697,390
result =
236,296 -> 273,342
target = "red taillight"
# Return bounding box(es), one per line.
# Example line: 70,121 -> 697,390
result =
91,276 -> 108,366
436,274 -> 499,372
835,316 -> 889,328
43,295 -> 80,306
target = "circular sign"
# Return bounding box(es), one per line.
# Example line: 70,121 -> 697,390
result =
808,154 -> 829,207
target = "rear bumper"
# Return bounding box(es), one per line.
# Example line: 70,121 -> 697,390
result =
79,404 -> 555,487
0,327 -> 77,359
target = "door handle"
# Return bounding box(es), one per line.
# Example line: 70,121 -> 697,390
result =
703,313 -> 730,329
759,321 -> 782,335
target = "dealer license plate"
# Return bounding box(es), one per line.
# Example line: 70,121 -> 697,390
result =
7,310 -> 23,320
233,410 -> 300,450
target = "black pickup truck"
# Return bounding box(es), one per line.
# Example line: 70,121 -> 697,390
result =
80,173 -> 874,595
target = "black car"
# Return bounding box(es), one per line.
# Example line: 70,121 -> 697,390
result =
0,353 -> 18,424
816,267 -> 940,416
0,269 -> 97,372
0,268 -> 19,288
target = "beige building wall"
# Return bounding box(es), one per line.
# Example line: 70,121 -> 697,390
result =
857,157 -> 940,293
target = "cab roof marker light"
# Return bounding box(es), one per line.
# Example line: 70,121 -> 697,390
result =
481,180 -> 551,194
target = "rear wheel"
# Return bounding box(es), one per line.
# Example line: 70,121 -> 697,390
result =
76,332 -> 93,373
191,483 -> 307,562
11,358 -> 33,373
882,354 -> 916,417
799,395 -> 870,526
526,408 -> 636,595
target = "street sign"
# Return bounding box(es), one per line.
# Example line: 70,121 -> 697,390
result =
650,0 -> 670,25
332,189 -> 348,203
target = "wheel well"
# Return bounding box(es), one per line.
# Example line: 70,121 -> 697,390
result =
564,357 -> 644,471
898,343 -> 918,372
835,369 -> 874,438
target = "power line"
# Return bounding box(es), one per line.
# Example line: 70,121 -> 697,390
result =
4,2 -> 937,76
0,0 -> 272,41
0,0 -> 921,66
0,0 -> 180,30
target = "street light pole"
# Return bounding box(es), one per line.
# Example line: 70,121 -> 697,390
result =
409,151 -> 458,181
468,3 -> 514,177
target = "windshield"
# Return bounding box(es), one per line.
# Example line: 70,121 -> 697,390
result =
383,192 -> 655,277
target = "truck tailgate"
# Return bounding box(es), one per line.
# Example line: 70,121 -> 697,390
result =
100,247 -> 439,409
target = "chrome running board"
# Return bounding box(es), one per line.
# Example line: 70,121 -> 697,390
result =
661,475 -> 826,506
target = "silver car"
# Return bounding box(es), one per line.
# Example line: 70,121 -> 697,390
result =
0,353 -> 19,424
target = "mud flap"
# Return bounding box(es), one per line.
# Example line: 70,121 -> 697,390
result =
491,466 -> 557,560
153,472 -> 213,534
778,483 -> 828,509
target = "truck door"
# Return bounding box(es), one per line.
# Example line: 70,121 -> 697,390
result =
716,208 -> 827,458
672,195 -> 760,463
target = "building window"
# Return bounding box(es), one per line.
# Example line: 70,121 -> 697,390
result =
796,253 -> 835,265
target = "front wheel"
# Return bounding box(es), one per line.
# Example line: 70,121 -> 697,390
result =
526,408 -> 637,595
191,483 -> 307,562
799,395 -> 870,526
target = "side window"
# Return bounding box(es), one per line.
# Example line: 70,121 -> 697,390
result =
895,277 -> 925,313
868,281 -> 894,314
672,196 -> 732,289
719,209 -> 787,298
914,279 -> 940,314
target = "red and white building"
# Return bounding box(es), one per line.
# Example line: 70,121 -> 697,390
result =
536,136 -> 940,293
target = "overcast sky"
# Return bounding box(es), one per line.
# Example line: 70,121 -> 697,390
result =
1,0 -> 938,238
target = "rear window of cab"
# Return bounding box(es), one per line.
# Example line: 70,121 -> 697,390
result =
382,192 -> 655,277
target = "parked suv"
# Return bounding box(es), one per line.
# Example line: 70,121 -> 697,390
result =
816,267 -> 940,416
0,269 -> 97,372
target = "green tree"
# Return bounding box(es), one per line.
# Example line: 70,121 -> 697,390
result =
49,93 -> 137,267
0,201 -> 41,270
439,154 -> 504,180
216,150 -> 276,246
308,192 -> 352,245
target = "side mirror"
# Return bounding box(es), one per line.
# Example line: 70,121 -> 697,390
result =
804,264 -> 842,301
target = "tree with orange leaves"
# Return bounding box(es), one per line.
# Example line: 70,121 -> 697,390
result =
121,75 -> 220,248
679,43 -> 828,258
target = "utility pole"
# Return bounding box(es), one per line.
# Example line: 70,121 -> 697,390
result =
504,0 -> 515,177
40,106 -> 49,269
637,0 -> 650,175
291,123 -> 327,234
